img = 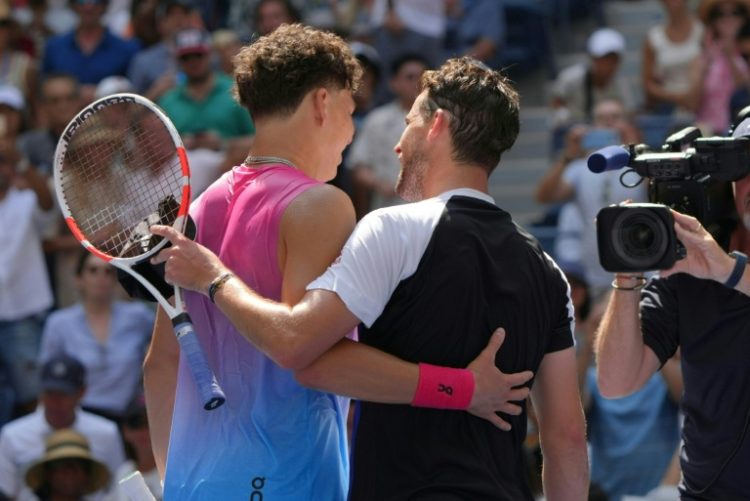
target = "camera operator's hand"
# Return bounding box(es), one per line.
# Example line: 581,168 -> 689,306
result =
661,210 -> 736,284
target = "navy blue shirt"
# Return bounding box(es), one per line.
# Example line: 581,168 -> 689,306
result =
43,29 -> 139,84
641,275 -> 750,499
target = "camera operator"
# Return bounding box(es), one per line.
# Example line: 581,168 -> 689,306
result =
595,174 -> 750,498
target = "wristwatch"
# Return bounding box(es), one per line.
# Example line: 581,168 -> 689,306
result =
723,251 -> 747,289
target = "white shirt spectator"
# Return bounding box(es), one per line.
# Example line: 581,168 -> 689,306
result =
0,187 -> 54,320
0,407 -> 126,500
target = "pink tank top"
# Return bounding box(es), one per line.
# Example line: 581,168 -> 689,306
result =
165,164 -> 350,499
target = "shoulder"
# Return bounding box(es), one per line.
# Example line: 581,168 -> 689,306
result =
354,197 -> 446,238
647,24 -> 665,46
284,183 -> 355,229
44,32 -> 70,50
214,73 -> 234,90
45,304 -> 82,325
158,88 -> 181,107
0,412 -> 39,439
114,300 -> 154,320
557,63 -> 586,83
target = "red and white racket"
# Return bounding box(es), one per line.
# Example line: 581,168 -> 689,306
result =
53,93 -> 225,410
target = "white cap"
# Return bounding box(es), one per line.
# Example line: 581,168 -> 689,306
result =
95,76 -> 133,99
587,28 -> 625,58
0,84 -> 24,110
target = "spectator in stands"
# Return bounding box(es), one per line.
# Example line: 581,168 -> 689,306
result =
535,98 -> 646,298
0,89 -> 54,417
110,393 -> 162,500
369,0 -> 446,104
19,74 -> 80,177
551,28 -> 636,154
0,354 -> 125,500
346,53 -> 429,216
17,74 -> 81,309
127,0 -> 203,101
42,0 -> 139,104
212,28 -> 242,76
24,429 -> 111,501
38,251 -> 154,423
642,0 -> 703,118
337,40 -> 382,214
444,0 -> 505,69
15,0 -> 56,60
729,20 -> 750,120
0,15 -> 38,123
692,0 -> 750,135
159,27 -> 255,195
253,0 -> 301,38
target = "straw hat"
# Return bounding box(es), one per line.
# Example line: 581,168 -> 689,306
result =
698,0 -> 750,24
25,429 -> 110,495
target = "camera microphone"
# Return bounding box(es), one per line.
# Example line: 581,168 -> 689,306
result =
587,145 -> 630,173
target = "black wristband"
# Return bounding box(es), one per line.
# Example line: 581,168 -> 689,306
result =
208,272 -> 234,303
723,251 -> 747,289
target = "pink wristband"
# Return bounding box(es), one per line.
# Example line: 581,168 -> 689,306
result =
411,363 -> 475,410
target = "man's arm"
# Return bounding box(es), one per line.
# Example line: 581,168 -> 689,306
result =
534,126 -> 581,204
594,278 -> 661,398
143,306 -> 179,479
597,208 -> 749,398
296,329 -> 534,430
530,347 -> 588,501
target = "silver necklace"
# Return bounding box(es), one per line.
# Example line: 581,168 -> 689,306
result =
243,155 -> 297,169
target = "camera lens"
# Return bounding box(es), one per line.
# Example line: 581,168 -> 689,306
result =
610,209 -> 669,269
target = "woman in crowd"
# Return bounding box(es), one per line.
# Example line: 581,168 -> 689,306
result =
38,250 -> 154,423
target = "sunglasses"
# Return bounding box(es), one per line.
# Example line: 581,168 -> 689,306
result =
178,52 -> 207,62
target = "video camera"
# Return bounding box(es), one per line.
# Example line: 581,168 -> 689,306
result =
590,123 -> 750,273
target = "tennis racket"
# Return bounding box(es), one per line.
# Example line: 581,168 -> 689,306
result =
53,93 -> 225,410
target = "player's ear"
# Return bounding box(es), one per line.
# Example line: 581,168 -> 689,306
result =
427,109 -> 450,141
310,87 -> 329,125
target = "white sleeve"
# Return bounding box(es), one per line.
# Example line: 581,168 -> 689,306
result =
0,432 -> 19,499
307,203 -> 442,327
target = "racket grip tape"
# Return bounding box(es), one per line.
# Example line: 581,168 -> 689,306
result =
172,313 -> 226,410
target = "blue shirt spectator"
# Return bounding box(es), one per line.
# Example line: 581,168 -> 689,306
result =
445,0 -> 505,69
42,29 -> 138,85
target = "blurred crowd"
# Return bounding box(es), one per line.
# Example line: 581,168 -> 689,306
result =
0,0 -> 746,499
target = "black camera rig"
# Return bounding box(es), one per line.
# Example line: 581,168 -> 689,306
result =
589,125 -> 750,272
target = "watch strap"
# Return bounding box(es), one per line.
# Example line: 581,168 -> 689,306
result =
724,251 -> 747,289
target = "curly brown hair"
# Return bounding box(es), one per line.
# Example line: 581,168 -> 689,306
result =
233,24 -> 361,119
419,57 -> 520,173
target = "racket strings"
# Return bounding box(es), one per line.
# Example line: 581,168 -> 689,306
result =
59,102 -> 185,259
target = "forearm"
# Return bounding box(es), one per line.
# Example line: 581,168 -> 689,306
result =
594,276 -> 652,397
534,158 -> 569,203
540,432 -> 589,501
143,309 -> 178,479
24,166 -> 53,210
294,338 -> 418,403
213,279 -> 354,370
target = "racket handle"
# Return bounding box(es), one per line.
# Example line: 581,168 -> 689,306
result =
172,313 -> 226,410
